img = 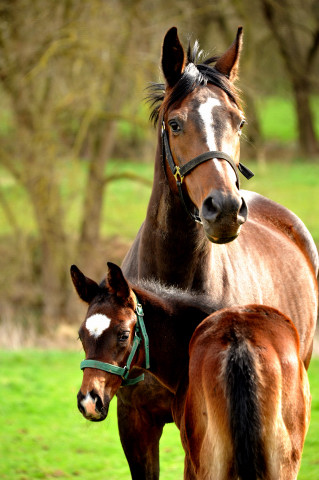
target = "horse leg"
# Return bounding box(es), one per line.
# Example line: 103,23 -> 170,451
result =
117,401 -> 163,479
183,452 -> 196,480
116,375 -> 174,480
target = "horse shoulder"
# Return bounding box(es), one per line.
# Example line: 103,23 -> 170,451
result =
243,190 -> 319,275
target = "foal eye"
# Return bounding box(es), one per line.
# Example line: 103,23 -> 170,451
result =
168,120 -> 181,133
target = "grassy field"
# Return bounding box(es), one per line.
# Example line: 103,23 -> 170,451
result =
1,158 -> 319,245
1,350 -> 319,479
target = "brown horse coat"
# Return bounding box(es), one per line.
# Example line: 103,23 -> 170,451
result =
182,305 -> 311,480
115,26 -> 318,479
72,264 -> 311,480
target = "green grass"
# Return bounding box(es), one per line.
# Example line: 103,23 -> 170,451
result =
240,160 -> 319,244
1,158 -> 319,244
1,350 -> 318,479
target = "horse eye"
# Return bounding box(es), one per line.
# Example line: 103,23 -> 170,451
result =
239,119 -> 246,130
168,120 -> 181,133
118,331 -> 130,342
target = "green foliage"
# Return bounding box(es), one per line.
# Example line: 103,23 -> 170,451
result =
1,350 -> 318,479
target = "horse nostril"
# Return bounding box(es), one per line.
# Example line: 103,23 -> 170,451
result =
202,195 -> 221,222
201,192 -> 247,226
238,197 -> 248,225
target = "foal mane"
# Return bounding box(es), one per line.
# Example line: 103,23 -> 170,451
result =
147,39 -> 241,126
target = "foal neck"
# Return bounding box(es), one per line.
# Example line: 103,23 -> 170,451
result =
133,284 -> 213,393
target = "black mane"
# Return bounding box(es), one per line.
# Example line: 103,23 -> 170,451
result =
147,40 -> 240,126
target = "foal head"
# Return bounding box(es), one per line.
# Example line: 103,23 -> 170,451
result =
71,263 -> 141,422
150,27 -> 250,243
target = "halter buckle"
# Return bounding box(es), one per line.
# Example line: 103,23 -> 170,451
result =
174,166 -> 184,184
121,365 -> 129,379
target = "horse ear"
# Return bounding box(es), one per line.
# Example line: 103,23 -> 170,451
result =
70,265 -> 99,304
106,262 -> 131,301
215,26 -> 243,82
162,26 -> 186,87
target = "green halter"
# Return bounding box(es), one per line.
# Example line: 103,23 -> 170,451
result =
80,296 -> 150,386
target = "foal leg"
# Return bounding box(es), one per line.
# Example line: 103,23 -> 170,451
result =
116,374 -> 174,480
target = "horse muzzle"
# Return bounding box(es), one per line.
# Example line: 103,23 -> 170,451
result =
77,389 -> 110,422
201,191 -> 248,244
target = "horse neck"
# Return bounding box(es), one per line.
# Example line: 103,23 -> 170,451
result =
139,130 -> 211,290
135,288 -> 206,393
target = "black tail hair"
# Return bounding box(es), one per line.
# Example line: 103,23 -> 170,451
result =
225,337 -> 267,480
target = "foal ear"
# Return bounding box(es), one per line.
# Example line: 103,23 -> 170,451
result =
106,262 -> 131,301
162,26 -> 186,88
70,265 -> 99,304
215,26 -> 243,82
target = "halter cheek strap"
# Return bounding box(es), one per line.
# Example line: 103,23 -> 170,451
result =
80,296 -> 150,387
161,121 -> 254,224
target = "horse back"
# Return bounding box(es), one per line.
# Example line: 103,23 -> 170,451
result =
244,190 -> 319,275
184,305 -> 311,480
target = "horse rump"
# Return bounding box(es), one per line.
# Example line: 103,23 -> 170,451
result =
185,305 -> 310,480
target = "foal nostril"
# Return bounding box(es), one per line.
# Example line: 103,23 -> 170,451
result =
77,389 -> 109,422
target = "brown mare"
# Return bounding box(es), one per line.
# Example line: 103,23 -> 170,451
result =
111,26 -> 318,479
72,263 -> 311,480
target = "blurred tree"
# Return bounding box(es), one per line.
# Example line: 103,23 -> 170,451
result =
260,0 -> 319,156
0,0 -> 317,335
0,0 -> 154,326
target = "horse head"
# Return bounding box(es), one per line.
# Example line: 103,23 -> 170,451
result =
157,26 -> 251,243
71,263 -> 140,422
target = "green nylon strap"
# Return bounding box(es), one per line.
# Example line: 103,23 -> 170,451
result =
135,301 -> 150,369
80,294 -> 149,387
80,359 -> 126,377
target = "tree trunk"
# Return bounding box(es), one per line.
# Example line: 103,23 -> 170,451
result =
293,80 -> 319,157
78,121 -> 117,271
26,166 -> 68,326
260,0 -> 319,156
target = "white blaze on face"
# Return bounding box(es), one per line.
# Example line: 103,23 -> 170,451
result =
81,392 -> 97,413
198,97 -> 236,182
86,313 -> 111,339
198,97 -> 221,151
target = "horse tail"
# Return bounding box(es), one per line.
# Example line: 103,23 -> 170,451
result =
225,334 -> 267,480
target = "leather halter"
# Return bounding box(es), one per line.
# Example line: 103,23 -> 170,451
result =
161,121 -> 254,224
80,296 -> 150,387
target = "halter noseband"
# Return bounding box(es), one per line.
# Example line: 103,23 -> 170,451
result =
80,296 -> 150,387
161,121 -> 254,224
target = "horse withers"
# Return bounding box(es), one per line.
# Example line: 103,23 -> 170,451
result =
71,262 -> 310,480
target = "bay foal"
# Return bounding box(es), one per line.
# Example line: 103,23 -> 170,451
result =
72,263 -> 310,480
